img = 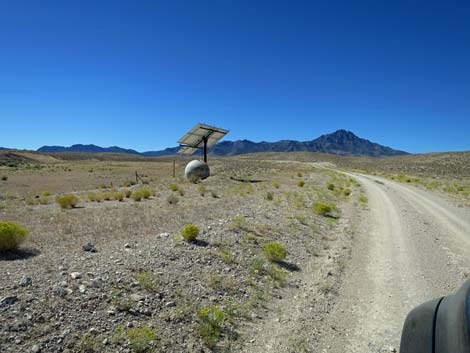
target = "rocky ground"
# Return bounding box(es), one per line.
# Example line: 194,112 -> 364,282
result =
0,158 -> 359,352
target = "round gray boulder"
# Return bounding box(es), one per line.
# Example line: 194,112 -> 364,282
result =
185,160 -> 210,180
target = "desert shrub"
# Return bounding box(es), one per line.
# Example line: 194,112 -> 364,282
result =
297,172 -> 303,177
56,194 -> 79,209
140,188 -> 151,199
39,196 -> 49,205
137,271 -> 158,291
132,190 -> 143,202
327,182 -> 335,190
358,194 -> 368,204
189,175 -> 200,184
127,326 -> 157,353
0,221 -> 29,251
1,176 -> 7,181
343,188 -> 352,196
230,215 -> 247,231
294,214 -> 308,225
26,198 -> 38,206
178,188 -> 185,196
114,192 -> 124,202
123,189 -> 132,198
102,192 -> 114,201
268,264 -> 289,286
182,224 -> 199,242
87,193 -> 98,202
273,181 -> 280,189
313,202 -> 332,215
166,193 -> 179,205
169,183 -> 179,192
198,185 -> 206,196
297,180 -> 305,187
266,191 -> 274,201
210,190 -> 218,198
198,305 -> 225,348
249,257 -> 266,276
263,242 -> 288,262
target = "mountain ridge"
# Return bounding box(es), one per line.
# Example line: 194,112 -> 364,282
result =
27,130 -> 408,157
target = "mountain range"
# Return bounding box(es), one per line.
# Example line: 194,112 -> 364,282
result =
4,130 -> 408,157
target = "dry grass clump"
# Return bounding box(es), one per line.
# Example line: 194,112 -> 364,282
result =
273,181 -> 280,189
169,183 -> 179,192
56,194 -> 79,209
266,191 -> 274,201
198,185 -> 206,196
124,189 -> 132,198
263,241 -> 288,262
114,192 -> 124,202
181,224 -> 199,242
132,190 -> 144,202
166,193 -> 179,205
0,221 -> 29,251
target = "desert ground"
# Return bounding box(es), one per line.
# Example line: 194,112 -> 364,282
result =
1,150 -> 470,352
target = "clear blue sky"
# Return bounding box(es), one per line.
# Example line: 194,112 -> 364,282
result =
1,0 -> 469,153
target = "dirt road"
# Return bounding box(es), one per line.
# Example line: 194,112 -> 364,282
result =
244,169 -> 470,352
317,172 -> 470,352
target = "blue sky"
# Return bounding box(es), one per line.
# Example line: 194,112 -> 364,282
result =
0,0 -> 469,153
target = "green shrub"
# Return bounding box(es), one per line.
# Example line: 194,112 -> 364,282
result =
41,191 -> 51,196
166,193 -> 178,205
114,192 -> 124,202
124,189 -> 132,198
273,181 -> 280,189
87,193 -> 98,202
169,183 -> 179,192
0,221 -> 29,251
182,224 -> 199,242
297,172 -> 303,177
56,194 -> 79,209
198,185 -> 206,196
263,242 -> 288,262
127,326 -> 157,353
140,188 -> 151,199
198,305 -> 225,348
137,271 -> 158,291
297,180 -> 305,187
1,176 -> 7,181
132,190 -> 143,202
266,191 -> 274,201
102,192 -> 113,201
327,182 -> 335,190
358,194 -> 368,204
313,202 -> 332,215
343,188 -> 352,196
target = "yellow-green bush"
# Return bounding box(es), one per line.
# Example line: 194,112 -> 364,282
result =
56,194 -> 79,209
263,241 -> 288,262
0,221 -> 29,251
343,188 -> 352,196
198,305 -> 225,348
273,181 -> 280,189
182,224 -> 199,242
114,192 -> 124,202
127,326 -> 157,353
198,185 -> 206,196
140,188 -> 152,199
169,183 -> 179,192
313,202 -> 332,215
297,180 -> 305,187
327,182 -> 335,190
132,190 -> 143,202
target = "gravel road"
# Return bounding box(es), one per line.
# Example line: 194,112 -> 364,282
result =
318,172 -> 470,352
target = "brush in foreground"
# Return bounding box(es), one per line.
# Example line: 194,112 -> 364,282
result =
0,221 -> 30,251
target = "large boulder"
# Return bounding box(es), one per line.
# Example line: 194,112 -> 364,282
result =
185,160 -> 210,180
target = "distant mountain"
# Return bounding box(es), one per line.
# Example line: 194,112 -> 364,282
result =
145,130 -> 408,157
34,130 -> 408,157
37,144 -> 140,155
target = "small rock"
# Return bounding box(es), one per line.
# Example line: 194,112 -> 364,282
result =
324,212 -> 339,219
79,285 -> 86,293
70,272 -> 82,280
53,286 -> 71,297
124,243 -> 131,248
31,344 -> 41,353
82,242 -> 97,253
130,294 -> 145,302
19,276 -> 33,287
0,295 -> 18,308
159,233 -> 169,238
165,301 -> 176,307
